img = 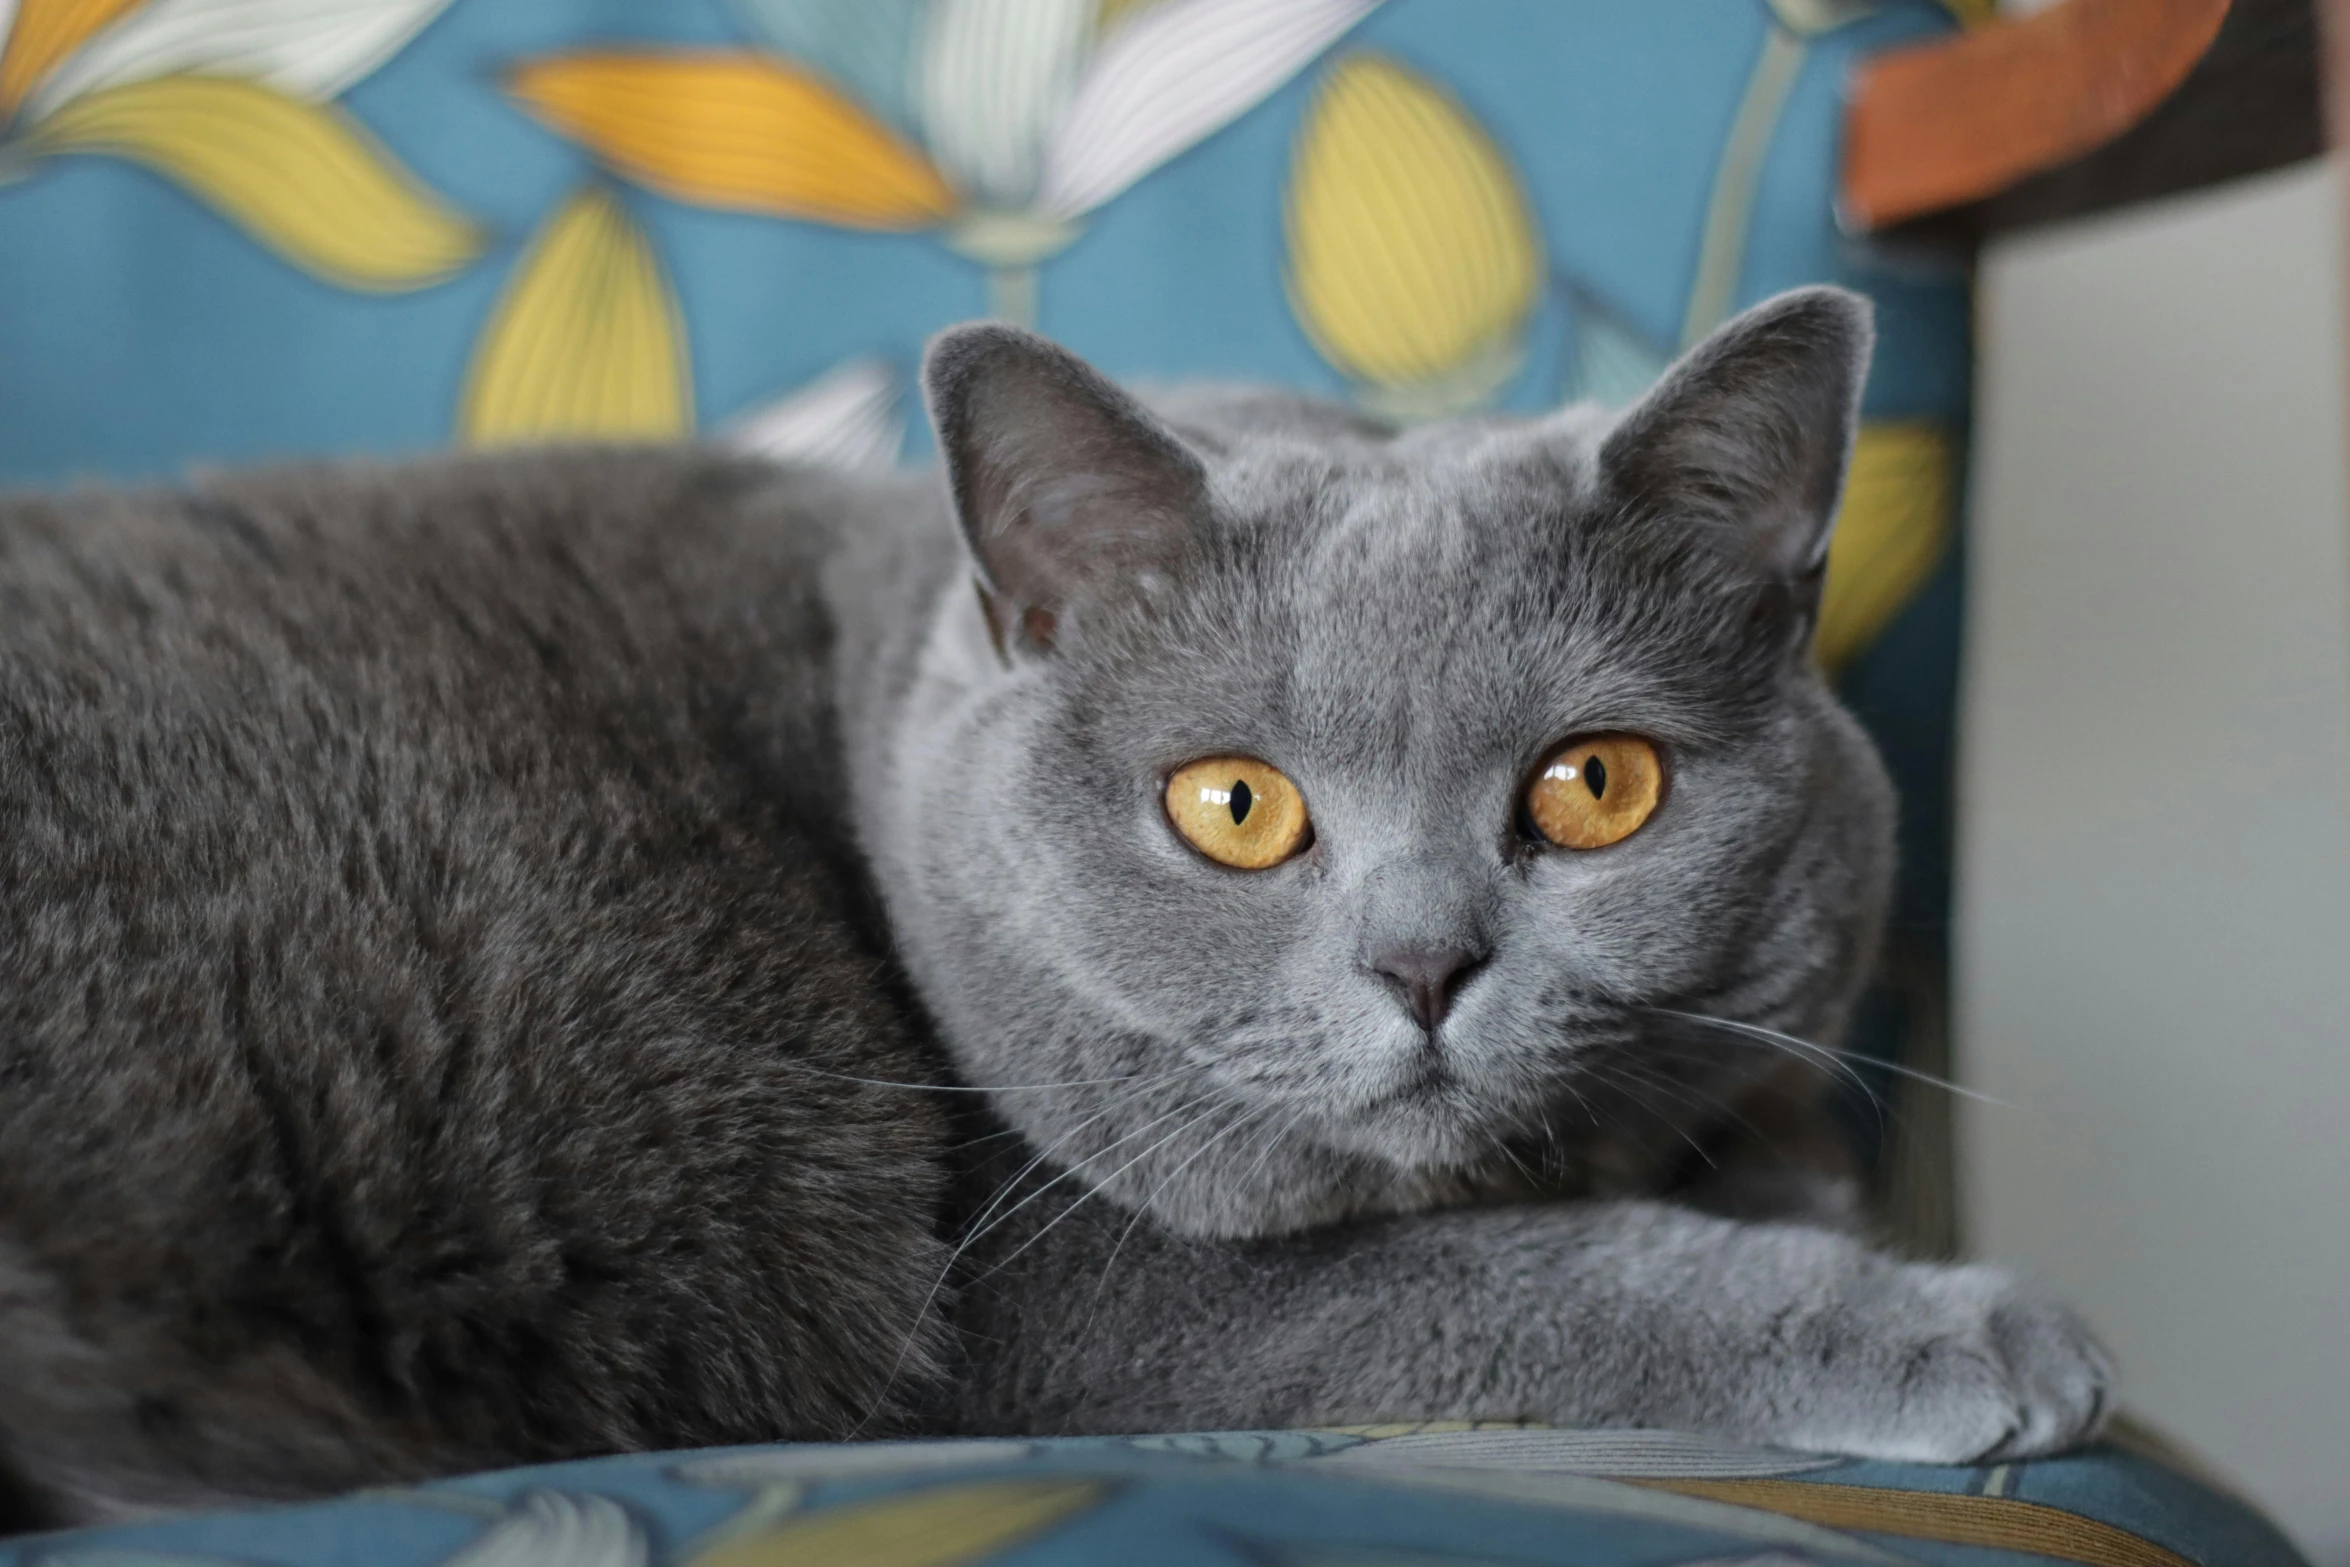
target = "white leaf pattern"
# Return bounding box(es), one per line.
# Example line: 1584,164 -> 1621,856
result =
917,0 -> 1095,209
725,358 -> 904,471
441,1490 -> 648,1567
1034,0 -> 1380,221
28,0 -> 455,120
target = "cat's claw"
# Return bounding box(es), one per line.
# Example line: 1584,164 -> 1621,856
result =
1777,1262 -> 2115,1464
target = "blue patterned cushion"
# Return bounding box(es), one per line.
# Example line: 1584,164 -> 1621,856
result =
0,1428 -> 2306,1567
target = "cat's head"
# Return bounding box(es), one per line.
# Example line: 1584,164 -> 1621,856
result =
881,287 -> 1895,1237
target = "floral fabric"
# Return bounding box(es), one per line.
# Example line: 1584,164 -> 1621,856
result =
0,1427 -> 2309,1567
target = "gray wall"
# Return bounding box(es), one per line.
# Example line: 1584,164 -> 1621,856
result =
1960,159 -> 2350,1558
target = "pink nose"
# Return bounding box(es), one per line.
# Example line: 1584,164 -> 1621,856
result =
1370,946 -> 1484,1033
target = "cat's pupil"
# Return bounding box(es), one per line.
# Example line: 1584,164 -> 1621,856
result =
1584,756 -> 1608,799
1229,779 -> 1253,825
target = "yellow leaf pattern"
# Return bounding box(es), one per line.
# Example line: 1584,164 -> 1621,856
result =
24,74 -> 480,289
459,185 -> 692,446
0,0 -> 147,114
1285,52 -> 1541,419
506,53 -> 960,231
1818,421 -> 1955,671
689,1478 -> 1106,1567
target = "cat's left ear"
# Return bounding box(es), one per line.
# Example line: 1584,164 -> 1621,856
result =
1595,286 -> 1873,606
923,322 -> 1209,660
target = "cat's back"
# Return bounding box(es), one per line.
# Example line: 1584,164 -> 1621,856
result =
3,445 -> 818,696
0,448 -> 953,1520
0,445 -> 859,982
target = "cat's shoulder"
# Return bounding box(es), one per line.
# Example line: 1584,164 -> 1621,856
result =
0,444 -> 827,568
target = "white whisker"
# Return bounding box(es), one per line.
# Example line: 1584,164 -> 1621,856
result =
1237,1104 -> 1308,1193
1654,1009 -> 2009,1108
968,1097 -> 1232,1285
1086,1104 -> 1267,1309
1584,1058 -> 1722,1166
846,1084 -> 1215,1436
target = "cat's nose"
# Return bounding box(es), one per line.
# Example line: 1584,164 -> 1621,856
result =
1370,946 -> 1485,1034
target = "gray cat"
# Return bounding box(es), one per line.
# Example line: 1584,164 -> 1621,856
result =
0,287 -> 2109,1531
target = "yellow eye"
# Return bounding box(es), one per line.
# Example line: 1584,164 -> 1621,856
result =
1526,734 -> 1663,850
1165,757 -> 1312,869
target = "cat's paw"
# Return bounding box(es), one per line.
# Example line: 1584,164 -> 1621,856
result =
1778,1261 -> 2114,1463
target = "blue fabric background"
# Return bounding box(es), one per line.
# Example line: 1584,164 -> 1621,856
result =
0,1 -> 1966,483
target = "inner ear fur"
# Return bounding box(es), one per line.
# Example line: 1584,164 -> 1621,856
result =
922,322 -> 1209,658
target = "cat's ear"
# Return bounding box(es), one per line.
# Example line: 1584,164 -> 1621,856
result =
1596,286 -> 1873,602
923,322 -> 1209,660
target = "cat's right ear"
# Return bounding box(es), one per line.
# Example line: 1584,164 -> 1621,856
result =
922,323 -> 1209,662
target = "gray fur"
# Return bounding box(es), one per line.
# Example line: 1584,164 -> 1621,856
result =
0,453 -> 953,1525
0,289 -> 2108,1530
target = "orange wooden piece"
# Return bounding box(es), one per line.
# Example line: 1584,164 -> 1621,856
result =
1841,0 -> 2230,230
